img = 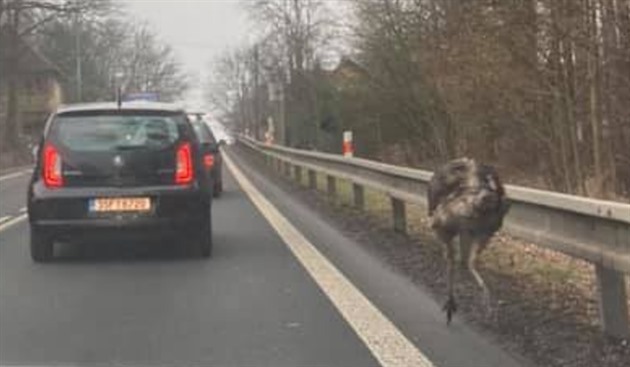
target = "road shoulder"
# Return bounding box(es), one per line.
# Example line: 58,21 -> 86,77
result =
227,146 -> 533,367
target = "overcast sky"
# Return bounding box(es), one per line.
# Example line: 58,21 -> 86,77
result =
123,0 -> 252,109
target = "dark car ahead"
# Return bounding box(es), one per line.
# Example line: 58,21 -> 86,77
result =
27,102 -> 213,262
189,115 -> 223,197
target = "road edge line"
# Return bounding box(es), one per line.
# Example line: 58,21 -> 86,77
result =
223,151 -> 435,367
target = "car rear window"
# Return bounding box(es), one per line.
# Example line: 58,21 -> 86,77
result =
52,113 -> 180,152
191,121 -> 216,144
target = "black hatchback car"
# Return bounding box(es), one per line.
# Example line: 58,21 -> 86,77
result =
27,102 -> 213,262
189,115 -> 223,197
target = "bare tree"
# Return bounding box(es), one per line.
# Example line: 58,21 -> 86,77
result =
244,0 -> 337,147
205,47 -> 256,134
208,0 -> 630,199
123,23 -> 187,102
35,2 -> 126,102
346,0 -> 630,200
0,0 -> 107,150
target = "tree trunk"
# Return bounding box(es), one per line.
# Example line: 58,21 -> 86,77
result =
551,1 -> 574,193
561,3 -> 586,194
567,36 -> 588,195
587,0 -> 604,197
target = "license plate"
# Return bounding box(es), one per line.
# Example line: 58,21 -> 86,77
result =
89,197 -> 151,212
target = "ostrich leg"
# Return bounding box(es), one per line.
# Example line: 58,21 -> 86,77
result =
467,239 -> 493,317
442,237 -> 457,324
459,231 -> 473,269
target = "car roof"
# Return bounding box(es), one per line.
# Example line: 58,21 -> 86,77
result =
191,119 -> 216,134
55,101 -> 185,114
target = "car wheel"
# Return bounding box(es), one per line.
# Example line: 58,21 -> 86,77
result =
30,226 -> 53,262
198,217 -> 213,258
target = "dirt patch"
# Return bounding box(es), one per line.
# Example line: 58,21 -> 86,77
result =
233,145 -> 630,367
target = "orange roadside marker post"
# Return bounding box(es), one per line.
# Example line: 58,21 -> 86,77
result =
343,131 -> 353,157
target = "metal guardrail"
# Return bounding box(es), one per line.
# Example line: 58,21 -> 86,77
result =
237,136 -> 630,338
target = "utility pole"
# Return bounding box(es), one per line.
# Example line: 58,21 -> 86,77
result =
253,44 -> 260,140
269,81 -> 286,146
74,5 -> 82,102
114,72 -> 124,108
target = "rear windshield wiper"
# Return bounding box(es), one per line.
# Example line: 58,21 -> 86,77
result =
114,144 -> 147,151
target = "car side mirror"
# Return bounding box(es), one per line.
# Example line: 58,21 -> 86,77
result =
206,143 -> 220,153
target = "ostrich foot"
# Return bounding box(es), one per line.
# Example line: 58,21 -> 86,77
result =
442,297 -> 458,325
483,292 -> 498,323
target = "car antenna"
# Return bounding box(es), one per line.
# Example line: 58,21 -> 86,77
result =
116,85 -> 122,109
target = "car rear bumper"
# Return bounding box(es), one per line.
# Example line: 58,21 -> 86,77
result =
31,216 -> 205,242
28,182 -> 210,239
32,216 -> 200,229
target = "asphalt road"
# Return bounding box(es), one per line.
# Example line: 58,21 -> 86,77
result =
0,154 -> 529,367
0,167 -> 31,222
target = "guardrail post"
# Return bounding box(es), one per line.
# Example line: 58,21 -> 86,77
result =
308,170 -> 317,190
284,162 -> 292,177
391,198 -> 406,234
275,158 -> 282,173
595,264 -> 629,338
327,175 -> 336,199
353,183 -> 364,210
294,166 -> 302,184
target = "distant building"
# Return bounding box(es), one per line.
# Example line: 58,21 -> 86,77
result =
0,34 -> 64,140
329,57 -> 370,91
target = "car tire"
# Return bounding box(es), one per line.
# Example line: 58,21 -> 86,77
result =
30,227 -> 53,262
198,216 -> 213,258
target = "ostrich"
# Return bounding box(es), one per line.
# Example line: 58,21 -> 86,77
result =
427,157 -> 510,324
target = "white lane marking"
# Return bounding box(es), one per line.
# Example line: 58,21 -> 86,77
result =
224,152 -> 435,367
0,171 -> 25,182
0,215 -> 11,224
0,168 -> 31,182
0,213 -> 27,233
0,168 -> 32,181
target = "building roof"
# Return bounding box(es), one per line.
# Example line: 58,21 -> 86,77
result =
331,57 -> 369,79
55,101 -> 186,114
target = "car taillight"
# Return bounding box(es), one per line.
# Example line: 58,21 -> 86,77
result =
203,153 -> 215,170
42,144 -> 63,187
175,142 -> 194,184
